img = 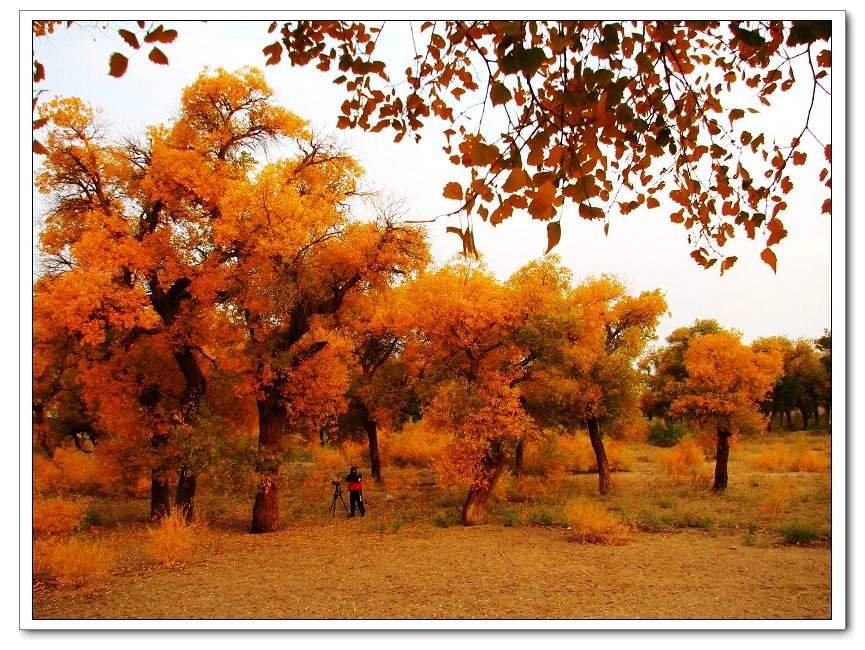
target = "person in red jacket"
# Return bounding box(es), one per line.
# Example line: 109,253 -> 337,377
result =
344,466 -> 366,517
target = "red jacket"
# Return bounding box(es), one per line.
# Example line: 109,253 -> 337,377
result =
346,472 -> 363,492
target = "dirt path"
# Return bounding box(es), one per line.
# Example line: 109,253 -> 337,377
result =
32,521 -> 831,622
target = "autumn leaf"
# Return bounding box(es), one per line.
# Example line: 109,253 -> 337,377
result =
263,42 -> 283,66
490,82 -> 512,106
442,182 -> 463,200
760,247 -> 778,273
118,29 -> 140,50
545,221 -> 561,254
148,47 -> 169,66
108,52 -> 129,78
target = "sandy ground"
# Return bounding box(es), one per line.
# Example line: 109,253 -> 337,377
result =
31,518 -> 831,622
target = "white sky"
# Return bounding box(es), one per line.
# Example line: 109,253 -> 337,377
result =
27,16 -> 840,346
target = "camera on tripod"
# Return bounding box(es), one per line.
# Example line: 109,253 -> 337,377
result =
330,479 -> 348,517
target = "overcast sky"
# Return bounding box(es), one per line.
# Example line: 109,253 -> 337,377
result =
28,16 -> 840,346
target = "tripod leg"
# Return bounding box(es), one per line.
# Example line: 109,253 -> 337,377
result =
340,490 -> 349,515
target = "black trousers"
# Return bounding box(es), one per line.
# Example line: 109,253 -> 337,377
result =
349,490 -> 365,516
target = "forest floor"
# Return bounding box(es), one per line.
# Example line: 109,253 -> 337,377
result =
30,433 -> 834,624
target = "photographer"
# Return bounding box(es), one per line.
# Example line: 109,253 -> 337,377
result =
344,466 -> 366,517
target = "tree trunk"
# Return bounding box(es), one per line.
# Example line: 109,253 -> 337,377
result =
587,417 -> 611,495
514,438 -> 524,478
462,445 -> 506,525
172,346 -> 207,514
713,429 -> 732,492
784,409 -> 793,430
767,410 -> 775,432
175,466 -> 197,523
251,395 -> 285,533
799,406 -> 810,431
360,402 -> 382,482
150,433 -> 171,521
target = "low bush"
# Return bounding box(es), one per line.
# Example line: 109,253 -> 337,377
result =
646,421 -> 689,448
658,438 -> 708,482
563,498 -> 629,544
33,495 -> 88,538
760,484 -> 796,519
32,536 -> 115,586
380,421 -> 449,468
778,522 -> 830,546
147,510 -> 207,565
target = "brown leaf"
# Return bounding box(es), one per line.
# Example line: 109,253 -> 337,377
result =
108,52 -> 129,78
148,47 -> 169,66
263,42 -> 283,66
442,182 -> 463,201
118,29 -> 140,50
545,221 -> 561,254
760,247 -> 777,273
33,139 -> 49,156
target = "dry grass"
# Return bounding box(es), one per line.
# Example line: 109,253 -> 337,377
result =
562,498 -> 630,545
657,438 -> 710,484
32,536 -> 116,587
147,510 -> 208,565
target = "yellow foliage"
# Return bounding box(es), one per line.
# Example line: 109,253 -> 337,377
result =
749,443 -> 790,471
658,438 -> 708,483
760,484 -> 796,518
379,421 -> 449,468
147,510 -> 207,565
33,536 -> 116,587
563,498 -> 630,545
32,448 -> 105,496
312,445 -> 347,469
33,495 -> 88,538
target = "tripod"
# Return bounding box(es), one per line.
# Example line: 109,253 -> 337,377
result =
330,481 -> 349,518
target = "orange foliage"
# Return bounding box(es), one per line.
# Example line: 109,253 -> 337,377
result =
32,495 -> 89,538
33,536 -> 116,587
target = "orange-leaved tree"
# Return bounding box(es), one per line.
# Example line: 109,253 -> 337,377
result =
205,137 -> 429,531
404,259 -> 541,524
563,275 -> 667,494
670,330 -> 783,490
33,68 -> 305,520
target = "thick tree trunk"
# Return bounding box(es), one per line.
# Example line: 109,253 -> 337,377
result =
514,438 -> 524,478
462,445 -> 506,525
172,347 -> 206,513
587,417 -> 611,495
713,429 -> 732,492
175,466 -> 197,523
784,410 -> 793,430
767,410 -> 775,432
252,395 -> 285,533
359,402 -> 382,482
150,433 -> 171,521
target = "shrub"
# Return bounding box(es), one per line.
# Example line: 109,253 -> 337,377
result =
528,508 -> 557,526
646,421 -> 689,448
563,498 -> 630,544
33,495 -> 88,538
380,421 -> 449,468
340,440 -> 366,467
789,447 -> 829,472
33,448 -> 106,496
311,444 -> 347,469
658,438 -> 707,482
760,484 -> 796,518
147,510 -> 207,565
778,522 -> 830,546
749,444 -> 790,471
33,536 -> 115,586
